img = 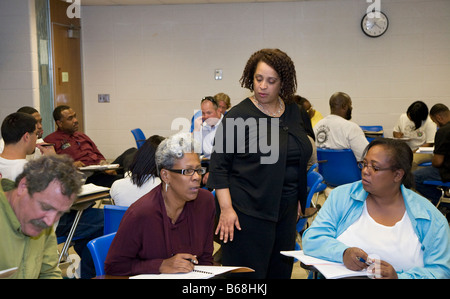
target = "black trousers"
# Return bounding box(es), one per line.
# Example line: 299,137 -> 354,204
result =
221,196 -> 298,279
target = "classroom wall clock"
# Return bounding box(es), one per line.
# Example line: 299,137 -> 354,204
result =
361,11 -> 389,38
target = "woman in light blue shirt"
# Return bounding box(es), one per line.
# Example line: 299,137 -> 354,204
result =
303,138 -> 450,279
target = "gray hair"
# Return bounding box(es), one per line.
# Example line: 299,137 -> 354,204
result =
15,155 -> 83,198
155,132 -> 200,175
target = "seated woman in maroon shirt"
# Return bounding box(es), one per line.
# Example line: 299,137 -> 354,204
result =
104,132 -> 215,275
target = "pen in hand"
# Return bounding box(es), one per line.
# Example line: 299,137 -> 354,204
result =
358,257 -> 372,266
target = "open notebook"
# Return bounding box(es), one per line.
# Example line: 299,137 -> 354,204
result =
281,250 -> 369,279
78,183 -> 110,197
78,164 -> 120,171
130,266 -> 254,279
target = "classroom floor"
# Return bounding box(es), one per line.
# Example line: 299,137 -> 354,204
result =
59,191 -> 328,279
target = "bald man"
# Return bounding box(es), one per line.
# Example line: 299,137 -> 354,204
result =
313,92 -> 368,161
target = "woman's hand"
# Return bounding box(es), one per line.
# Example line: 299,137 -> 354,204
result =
343,247 -> 369,271
215,188 -> 241,243
215,206 -> 241,243
159,253 -> 198,274
370,260 -> 398,279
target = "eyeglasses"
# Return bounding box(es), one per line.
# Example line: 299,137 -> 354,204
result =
166,167 -> 207,176
357,161 -> 393,173
201,96 -> 218,106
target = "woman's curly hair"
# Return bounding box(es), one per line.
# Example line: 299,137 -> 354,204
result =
239,48 -> 297,104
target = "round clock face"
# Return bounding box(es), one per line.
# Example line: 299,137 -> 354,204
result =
361,11 -> 389,38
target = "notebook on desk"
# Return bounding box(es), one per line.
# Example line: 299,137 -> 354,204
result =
281,250 -> 369,279
78,183 -> 110,197
416,146 -> 434,154
129,266 -> 254,279
78,164 -> 119,171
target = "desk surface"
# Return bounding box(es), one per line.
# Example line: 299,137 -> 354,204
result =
75,190 -> 110,205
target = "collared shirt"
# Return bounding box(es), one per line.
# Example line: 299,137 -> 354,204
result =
193,114 -> 223,159
0,179 -> 62,279
44,130 -> 105,166
302,181 -> 450,279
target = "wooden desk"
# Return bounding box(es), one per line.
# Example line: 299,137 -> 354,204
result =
58,190 -> 110,264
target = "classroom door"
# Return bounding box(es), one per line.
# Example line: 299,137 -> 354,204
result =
50,0 -> 84,133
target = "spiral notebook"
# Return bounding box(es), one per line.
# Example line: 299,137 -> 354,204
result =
281,250 -> 368,279
130,266 -> 254,279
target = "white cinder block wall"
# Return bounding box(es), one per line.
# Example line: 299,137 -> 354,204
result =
84,0 -> 450,159
0,0 -> 39,123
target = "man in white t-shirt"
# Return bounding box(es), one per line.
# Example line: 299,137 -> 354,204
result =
0,113 -> 40,180
0,106 -> 55,160
314,92 -> 369,161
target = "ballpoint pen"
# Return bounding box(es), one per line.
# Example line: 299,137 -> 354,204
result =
358,257 -> 372,266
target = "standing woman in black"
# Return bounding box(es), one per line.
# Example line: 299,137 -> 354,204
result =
207,49 -> 312,278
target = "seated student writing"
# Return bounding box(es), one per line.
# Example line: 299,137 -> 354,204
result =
104,132 -> 215,275
302,138 -> 450,279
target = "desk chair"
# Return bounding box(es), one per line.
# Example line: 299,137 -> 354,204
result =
360,125 -> 384,143
131,128 -> 146,149
87,232 -> 116,276
103,205 -> 128,235
306,163 -> 327,207
317,148 -> 361,188
295,171 -> 324,252
423,180 -> 450,208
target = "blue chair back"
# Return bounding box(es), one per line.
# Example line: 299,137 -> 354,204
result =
103,205 -> 128,235
360,125 -> 384,143
131,128 -> 146,149
317,148 -> 361,187
296,171 -> 324,234
360,125 -> 383,132
87,232 -> 116,276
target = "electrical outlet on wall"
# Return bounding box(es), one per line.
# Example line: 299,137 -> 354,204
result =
215,69 -> 223,80
98,94 -> 110,103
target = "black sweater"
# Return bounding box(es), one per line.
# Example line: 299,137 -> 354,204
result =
207,98 -> 312,222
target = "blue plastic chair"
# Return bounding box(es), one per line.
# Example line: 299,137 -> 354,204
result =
294,171 -> 325,252
103,205 -> 128,235
423,180 -> 450,208
297,171 -> 324,233
87,232 -> 116,276
131,128 -> 146,149
317,148 -> 361,188
360,125 -> 384,143
306,163 -> 326,202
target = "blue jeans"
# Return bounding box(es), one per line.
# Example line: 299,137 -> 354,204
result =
56,207 -> 104,279
414,166 -> 443,205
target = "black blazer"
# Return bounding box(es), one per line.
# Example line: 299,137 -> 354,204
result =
207,98 -> 312,221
